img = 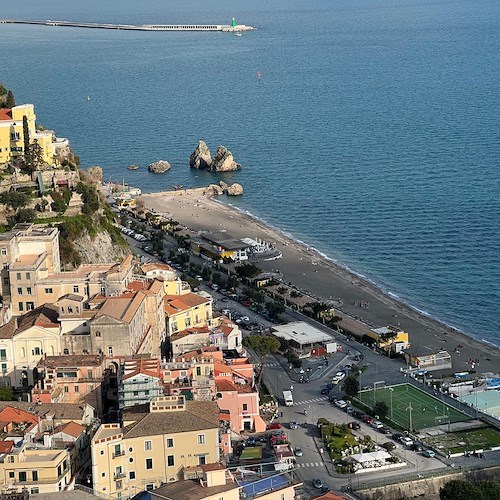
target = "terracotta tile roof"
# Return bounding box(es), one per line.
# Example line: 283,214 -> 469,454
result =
170,326 -> 210,342
96,292 -> 145,324
174,347 -> 219,362
0,406 -> 39,427
38,354 -> 103,369
0,441 -> 14,453
53,421 -> 85,438
142,262 -> 174,273
0,109 -> 13,121
164,293 -> 210,316
215,379 -> 238,392
122,400 -> 219,439
0,402 -> 88,421
151,477 -> 239,500
1,305 -> 60,339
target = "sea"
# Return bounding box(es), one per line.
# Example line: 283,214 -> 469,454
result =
1,0 -> 499,346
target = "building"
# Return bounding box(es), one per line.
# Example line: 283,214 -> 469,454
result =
33,354 -> 107,414
215,379 -> 265,434
91,396 -> 220,498
191,233 -> 249,263
164,292 -> 213,338
0,104 -> 63,166
141,262 -> 189,296
169,327 -> 211,358
117,357 -> 163,409
149,463 -> 240,500
271,321 -> 333,354
403,346 -> 452,371
367,326 -> 410,354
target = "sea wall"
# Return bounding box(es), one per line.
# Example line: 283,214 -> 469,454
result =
356,465 -> 500,500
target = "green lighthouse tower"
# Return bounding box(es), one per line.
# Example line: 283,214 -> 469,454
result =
231,17 -> 237,27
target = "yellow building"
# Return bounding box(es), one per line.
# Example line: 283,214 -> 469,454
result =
91,396 -> 220,498
0,442 -> 72,494
141,262 -> 190,296
164,292 -> 213,337
368,325 -> 410,353
0,104 -> 57,166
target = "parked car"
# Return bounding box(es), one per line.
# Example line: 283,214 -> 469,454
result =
266,422 -> 282,430
335,400 -> 348,409
352,410 -> 364,419
348,421 -> 360,430
371,420 -> 384,429
411,442 -> 423,452
346,406 -> 355,415
289,421 -> 298,430
246,437 -> 256,446
379,426 -> 391,434
313,479 -> 323,489
392,432 -> 404,442
294,447 -> 303,457
401,436 -> 414,447
361,415 -> 374,425
422,449 -> 435,458
321,388 -> 331,395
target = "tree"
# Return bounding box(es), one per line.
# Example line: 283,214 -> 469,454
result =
440,480 -> 484,500
31,139 -> 44,169
11,208 -> 36,224
0,385 -> 13,401
242,335 -> 280,387
5,90 -> 15,108
477,481 -> 500,500
342,375 -> 360,398
235,263 -> 261,278
0,191 -> 30,210
76,182 -> 100,215
266,300 -> 285,319
373,401 -> 389,420
22,115 -> 33,172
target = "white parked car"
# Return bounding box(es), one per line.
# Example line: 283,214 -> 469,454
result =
372,420 -> 384,429
334,400 -> 348,409
401,437 -> 414,447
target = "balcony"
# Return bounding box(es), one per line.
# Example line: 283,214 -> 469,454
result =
114,472 -> 126,480
112,450 -> 125,458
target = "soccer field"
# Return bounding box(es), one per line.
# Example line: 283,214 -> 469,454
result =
356,384 -> 470,431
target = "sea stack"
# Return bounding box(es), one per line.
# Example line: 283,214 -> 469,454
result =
208,145 -> 241,172
148,160 -> 171,173
189,140 -> 212,169
227,183 -> 244,196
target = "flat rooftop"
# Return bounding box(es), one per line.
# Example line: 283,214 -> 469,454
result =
271,321 -> 333,346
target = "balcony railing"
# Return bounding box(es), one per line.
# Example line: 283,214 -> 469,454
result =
114,472 -> 126,480
112,450 -> 125,458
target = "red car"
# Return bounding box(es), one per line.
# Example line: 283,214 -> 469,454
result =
361,415 -> 374,425
266,422 -> 282,430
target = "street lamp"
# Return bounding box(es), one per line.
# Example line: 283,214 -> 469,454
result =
389,387 -> 394,421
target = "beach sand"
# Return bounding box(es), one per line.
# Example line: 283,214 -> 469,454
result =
139,190 -> 500,376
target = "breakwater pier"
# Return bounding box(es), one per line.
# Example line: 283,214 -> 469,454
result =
0,18 -> 255,32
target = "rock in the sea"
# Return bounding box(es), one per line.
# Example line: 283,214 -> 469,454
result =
208,146 -> 241,172
207,184 -> 224,196
227,183 -> 244,196
189,140 -> 212,169
148,160 -> 171,173
219,181 -> 229,191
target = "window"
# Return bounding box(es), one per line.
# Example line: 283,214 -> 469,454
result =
74,385 -> 79,393
144,440 -> 152,451
26,302 -> 34,311
198,455 -> 206,465
133,391 -> 139,396
167,455 -> 174,467
33,347 -> 41,356
64,386 -> 69,393
31,489 -> 39,495
32,471 -> 38,481
108,346 -> 113,357
166,438 -> 174,448
16,272 -> 21,280
8,471 -> 14,478
146,485 -> 154,491
1,364 -> 7,372
171,322 -> 178,332
45,288 -> 53,294
26,287 -> 32,295
17,287 -> 22,295
73,285 -> 79,293
0,349 -> 6,361
63,348 -> 69,355
185,317 -> 191,327
129,471 -> 136,480
20,347 -> 25,358
18,302 -> 23,312
95,330 -> 101,337
3,278 -> 8,286
242,403 -> 248,411
19,471 -> 27,482
196,366 -> 201,376
145,458 -> 153,470
1,248 -> 6,256
25,272 -> 30,280
197,434 -> 205,445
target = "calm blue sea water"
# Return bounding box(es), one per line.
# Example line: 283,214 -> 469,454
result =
1,0 -> 499,345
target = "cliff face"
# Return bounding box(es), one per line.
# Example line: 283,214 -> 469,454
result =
72,229 -> 130,265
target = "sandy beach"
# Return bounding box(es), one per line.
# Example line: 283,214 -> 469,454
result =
139,189 -> 500,376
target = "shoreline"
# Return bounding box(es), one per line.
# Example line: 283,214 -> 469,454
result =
138,190 -> 500,375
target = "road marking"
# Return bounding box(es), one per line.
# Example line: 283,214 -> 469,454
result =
297,462 -> 324,468
294,397 -> 329,406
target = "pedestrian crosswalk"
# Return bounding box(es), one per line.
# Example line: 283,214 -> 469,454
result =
296,462 -> 324,468
263,362 -> 280,368
294,396 -> 329,406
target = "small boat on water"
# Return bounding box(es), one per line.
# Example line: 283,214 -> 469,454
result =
235,33 -> 242,37
127,164 -> 140,170
173,184 -> 184,191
